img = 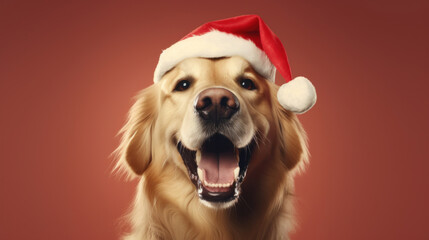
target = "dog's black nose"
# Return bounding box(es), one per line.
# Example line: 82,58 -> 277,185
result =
194,88 -> 240,122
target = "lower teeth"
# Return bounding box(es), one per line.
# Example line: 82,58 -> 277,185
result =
196,167 -> 240,188
203,180 -> 233,188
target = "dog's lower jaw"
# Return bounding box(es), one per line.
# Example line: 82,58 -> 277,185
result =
177,134 -> 254,207
199,198 -> 238,209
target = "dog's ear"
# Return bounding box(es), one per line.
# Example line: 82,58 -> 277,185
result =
271,83 -> 309,173
114,85 -> 158,177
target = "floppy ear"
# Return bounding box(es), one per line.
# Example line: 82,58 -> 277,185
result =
114,85 -> 158,177
271,84 -> 309,174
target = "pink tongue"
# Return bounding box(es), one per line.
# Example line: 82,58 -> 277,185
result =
199,147 -> 237,184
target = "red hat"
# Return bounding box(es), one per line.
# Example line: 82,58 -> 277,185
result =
154,15 -> 316,114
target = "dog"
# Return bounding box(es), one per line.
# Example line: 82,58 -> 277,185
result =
114,55 -> 310,239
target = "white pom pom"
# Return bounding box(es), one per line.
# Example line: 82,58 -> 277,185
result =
277,76 -> 317,114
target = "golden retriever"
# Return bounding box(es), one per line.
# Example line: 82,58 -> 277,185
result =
114,56 -> 309,240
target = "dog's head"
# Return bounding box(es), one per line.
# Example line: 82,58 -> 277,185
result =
115,56 -> 308,208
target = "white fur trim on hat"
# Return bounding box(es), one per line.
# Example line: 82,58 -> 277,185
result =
153,30 -> 276,83
277,76 -> 316,114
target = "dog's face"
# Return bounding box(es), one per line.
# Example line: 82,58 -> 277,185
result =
159,56 -> 275,208
116,56 -> 307,209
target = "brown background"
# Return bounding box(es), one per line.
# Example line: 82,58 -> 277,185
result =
1,1 -> 428,239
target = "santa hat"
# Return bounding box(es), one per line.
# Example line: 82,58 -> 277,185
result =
154,15 -> 316,114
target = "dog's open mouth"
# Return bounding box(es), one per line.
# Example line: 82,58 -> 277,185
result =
177,133 -> 253,204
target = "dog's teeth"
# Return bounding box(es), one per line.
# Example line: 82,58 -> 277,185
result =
234,167 -> 240,180
196,151 -> 201,165
203,181 -> 234,188
197,168 -> 203,180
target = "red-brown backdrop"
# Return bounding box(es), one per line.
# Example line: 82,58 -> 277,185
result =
1,1 -> 428,239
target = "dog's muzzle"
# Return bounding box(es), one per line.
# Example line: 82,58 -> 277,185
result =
177,88 -> 255,207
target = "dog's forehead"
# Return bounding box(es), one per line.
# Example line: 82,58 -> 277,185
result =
175,56 -> 252,78
216,56 -> 252,76
175,57 -> 214,76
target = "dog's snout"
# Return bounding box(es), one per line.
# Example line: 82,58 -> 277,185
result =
194,88 -> 239,122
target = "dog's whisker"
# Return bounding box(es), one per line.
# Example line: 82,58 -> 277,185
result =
238,195 -> 252,212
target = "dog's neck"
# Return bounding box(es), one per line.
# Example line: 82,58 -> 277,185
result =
129,158 -> 294,240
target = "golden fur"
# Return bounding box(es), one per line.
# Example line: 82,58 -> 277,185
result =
114,56 -> 309,240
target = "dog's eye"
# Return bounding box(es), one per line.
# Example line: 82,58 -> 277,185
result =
174,80 -> 191,92
239,78 -> 256,90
